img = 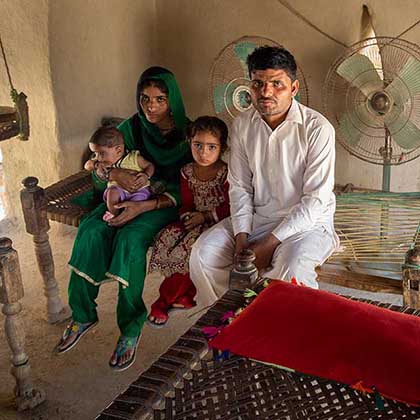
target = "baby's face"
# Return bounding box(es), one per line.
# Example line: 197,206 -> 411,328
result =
89,143 -> 123,166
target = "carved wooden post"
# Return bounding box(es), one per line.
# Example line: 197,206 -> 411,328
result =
0,237 -> 46,410
20,177 -> 70,323
402,247 -> 420,309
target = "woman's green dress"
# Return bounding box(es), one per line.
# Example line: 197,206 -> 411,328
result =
68,67 -> 191,337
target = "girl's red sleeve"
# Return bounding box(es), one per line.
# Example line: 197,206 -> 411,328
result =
179,169 -> 195,217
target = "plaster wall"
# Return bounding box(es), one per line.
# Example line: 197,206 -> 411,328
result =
155,0 -> 420,192
0,0 -> 156,224
49,0 -> 157,177
0,0 -> 58,222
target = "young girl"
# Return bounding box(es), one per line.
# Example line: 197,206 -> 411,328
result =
148,116 -> 230,326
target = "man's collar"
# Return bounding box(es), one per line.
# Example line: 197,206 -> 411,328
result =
251,99 -> 303,126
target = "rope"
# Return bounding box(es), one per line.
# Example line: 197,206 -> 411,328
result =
277,1 -> 420,50
394,18 -> 420,41
0,34 -> 15,91
277,0 -> 349,48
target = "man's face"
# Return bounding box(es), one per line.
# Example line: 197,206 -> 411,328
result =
250,68 -> 299,122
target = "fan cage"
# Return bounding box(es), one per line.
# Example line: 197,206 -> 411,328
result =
209,35 -> 309,127
323,37 -> 420,166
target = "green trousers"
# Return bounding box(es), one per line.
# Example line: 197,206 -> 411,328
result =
68,203 -> 178,337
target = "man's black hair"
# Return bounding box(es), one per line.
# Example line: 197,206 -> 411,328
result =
247,46 -> 297,81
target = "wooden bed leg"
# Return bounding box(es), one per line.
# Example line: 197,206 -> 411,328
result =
20,177 -> 71,324
0,237 -> 46,410
402,247 -> 420,309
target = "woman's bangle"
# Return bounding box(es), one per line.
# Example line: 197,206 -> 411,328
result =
103,167 -> 114,182
155,197 -> 161,210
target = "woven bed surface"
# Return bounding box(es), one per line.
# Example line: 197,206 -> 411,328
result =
96,289 -> 420,420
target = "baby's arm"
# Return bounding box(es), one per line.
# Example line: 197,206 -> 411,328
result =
84,159 -> 96,171
137,154 -> 155,179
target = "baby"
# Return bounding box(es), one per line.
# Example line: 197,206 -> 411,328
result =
85,126 -> 154,221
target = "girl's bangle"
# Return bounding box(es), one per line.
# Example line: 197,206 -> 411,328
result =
155,197 -> 161,210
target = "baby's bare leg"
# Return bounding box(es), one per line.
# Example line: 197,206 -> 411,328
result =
106,188 -> 122,216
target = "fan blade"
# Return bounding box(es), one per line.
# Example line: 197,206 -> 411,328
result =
384,56 -> 420,106
338,110 -> 362,147
336,53 -> 383,96
213,84 -> 233,114
234,42 -> 261,76
387,119 -> 420,150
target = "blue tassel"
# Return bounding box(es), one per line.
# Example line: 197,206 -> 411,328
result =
215,350 -> 230,361
372,386 -> 385,411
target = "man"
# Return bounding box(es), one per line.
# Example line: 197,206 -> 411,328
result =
190,46 -> 338,306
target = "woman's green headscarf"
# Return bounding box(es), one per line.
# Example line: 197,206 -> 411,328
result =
128,66 -> 190,168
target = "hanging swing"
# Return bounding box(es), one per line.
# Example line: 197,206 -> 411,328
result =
0,35 -> 29,141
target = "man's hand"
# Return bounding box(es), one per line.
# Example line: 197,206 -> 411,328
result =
248,233 -> 281,271
107,200 -> 154,227
110,168 -> 146,193
234,232 -> 249,256
182,212 -> 205,231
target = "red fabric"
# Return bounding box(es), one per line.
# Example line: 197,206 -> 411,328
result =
179,172 -> 195,216
157,272 -> 196,308
210,281 -> 420,406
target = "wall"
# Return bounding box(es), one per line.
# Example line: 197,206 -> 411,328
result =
49,0 -> 157,177
0,0 -> 156,225
155,0 -> 420,191
0,0 -> 59,223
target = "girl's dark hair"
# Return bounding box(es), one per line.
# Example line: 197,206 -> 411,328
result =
247,45 -> 297,81
187,116 -> 228,151
89,126 -> 123,147
138,78 -> 168,94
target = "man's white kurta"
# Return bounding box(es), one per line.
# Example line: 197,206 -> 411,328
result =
190,100 -> 339,306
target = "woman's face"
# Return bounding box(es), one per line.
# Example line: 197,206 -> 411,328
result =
139,85 -> 172,128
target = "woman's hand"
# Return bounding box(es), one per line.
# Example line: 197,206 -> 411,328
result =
182,212 -> 205,231
110,168 -> 147,193
94,162 -> 109,180
135,173 -> 150,189
107,200 -> 155,227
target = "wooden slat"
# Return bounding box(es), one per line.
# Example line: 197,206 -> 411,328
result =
317,264 -> 402,294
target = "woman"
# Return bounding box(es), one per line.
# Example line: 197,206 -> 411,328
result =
55,67 -> 191,371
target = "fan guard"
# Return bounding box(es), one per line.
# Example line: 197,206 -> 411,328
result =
323,37 -> 420,166
209,35 -> 309,125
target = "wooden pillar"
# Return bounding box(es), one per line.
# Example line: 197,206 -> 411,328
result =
20,177 -> 70,323
0,237 -> 46,411
402,247 -> 420,309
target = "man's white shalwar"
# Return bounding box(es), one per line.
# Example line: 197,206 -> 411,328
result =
190,99 -> 339,306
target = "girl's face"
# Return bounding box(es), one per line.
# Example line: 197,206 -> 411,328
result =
139,85 -> 171,128
191,130 -> 222,167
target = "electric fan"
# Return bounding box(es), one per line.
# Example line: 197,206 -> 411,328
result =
209,35 -> 309,125
323,37 -> 420,191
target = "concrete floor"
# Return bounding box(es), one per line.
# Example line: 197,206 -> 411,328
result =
0,218 -> 403,420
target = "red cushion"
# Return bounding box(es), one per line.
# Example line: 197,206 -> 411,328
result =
210,281 -> 420,406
